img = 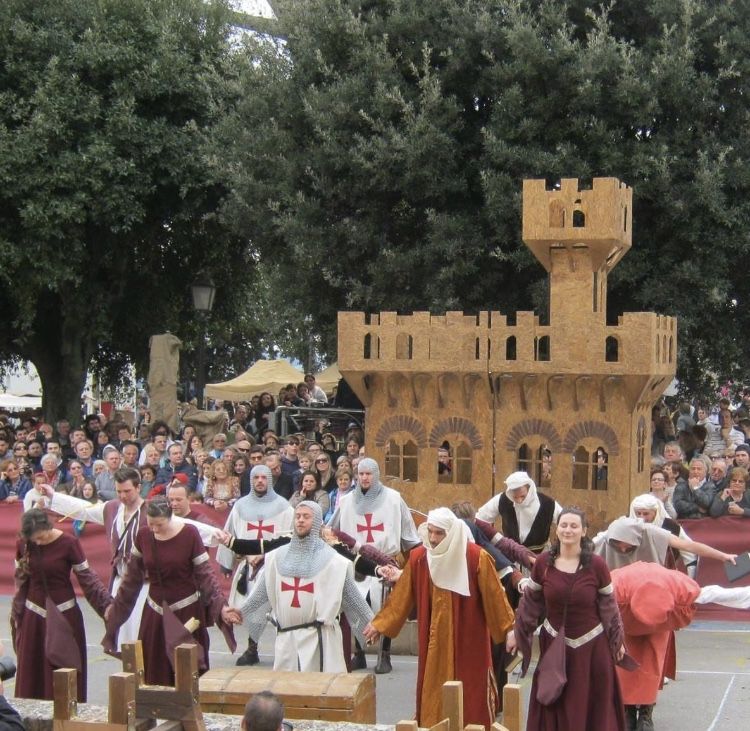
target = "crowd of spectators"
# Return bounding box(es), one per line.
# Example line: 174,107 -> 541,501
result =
0,387 -> 365,520
649,393 -> 750,520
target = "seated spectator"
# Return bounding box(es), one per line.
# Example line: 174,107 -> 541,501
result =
325,468 -> 353,522
81,479 -> 101,505
709,467 -> 750,518
280,437 -> 301,475
673,455 -> 715,518
289,469 -> 330,515
662,440 -> 684,466
733,443 -> 750,470
204,459 -> 239,512
154,443 -> 198,491
60,460 -> 87,497
649,468 -> 677,519
39,453 -> 66,490
139,464 -> 157,498
0,460 -> 32,502
320,432 -> 340,461
313,451 -> 337,493
708,456 -> 729,493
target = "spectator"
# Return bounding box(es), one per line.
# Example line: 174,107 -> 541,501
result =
81,479 -> 101,505
186,434 -> 204,461
120,441 -> 140,467
254,393 -> 276,435
26,439 -> 44,471
320,433 -> 340,461
233,454 -> 250,483
95,446 -> 122,501
345,436 -> 362,461
204,460 -> 239,512
733,443 -> 750,470
154,443 -> 198,491
673,456 -> 714,518
280,437 -> 300,476
39,453 -> 66,490
0,460 -> 32,502
325,468 -> 353,522
0,436 -> 11,461
289,469 -> 330,515
138,465 -> 157,498
263,452 -> 294,500
208,433 -> 227,459
74,439 -> 96,478
709,467 -> 750,518
61,461 -> 88,498
304,373 -> 327,403
708,457 -> 729,493
241,690 -> 286,731
648,468 -> 677,519
313,451 -> 337,493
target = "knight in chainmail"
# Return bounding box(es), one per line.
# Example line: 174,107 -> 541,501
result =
217,463 -> 294,665
327,457 -> 419,672
241,501 -> 373,673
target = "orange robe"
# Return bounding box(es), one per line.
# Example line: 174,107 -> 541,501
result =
372,544 -> 514,729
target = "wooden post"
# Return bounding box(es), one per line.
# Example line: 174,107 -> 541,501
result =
441,680 -> 463,731
174,644 -> 199,699
491,723 -> 511,731
501,683 -> 522,731
108,673 -> 136,726
395,723 -> 419,731
121,641 -> 145,688
52,669 -> 77,721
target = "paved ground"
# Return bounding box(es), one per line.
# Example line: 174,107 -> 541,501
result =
1,597 -> 749,729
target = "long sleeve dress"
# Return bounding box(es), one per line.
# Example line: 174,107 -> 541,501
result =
12,533 -> 111,702
103,523 -> 233,685
514,552 -> 626,731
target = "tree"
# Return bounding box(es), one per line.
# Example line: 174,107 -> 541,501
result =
0,0 -> 253,423
224,0 -> 750,397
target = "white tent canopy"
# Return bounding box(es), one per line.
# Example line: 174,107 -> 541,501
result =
0,394 -> 42,409
205,359 -> 304,401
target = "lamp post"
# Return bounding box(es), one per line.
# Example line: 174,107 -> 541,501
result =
191,273 -> 216,409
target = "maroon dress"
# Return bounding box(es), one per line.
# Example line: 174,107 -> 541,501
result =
516,553 -> 626,731
105,523 -> 229,685
12,533 -> 110,701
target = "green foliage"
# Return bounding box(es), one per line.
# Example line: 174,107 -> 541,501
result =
224,0 -> 750,397
0,0 -> 253,421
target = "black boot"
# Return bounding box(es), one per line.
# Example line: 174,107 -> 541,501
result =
374,652 -> 392,674
637,704 -> 655,731
625,705 -> 638,731
236,638 -> 260,666
351,650 -> 367,670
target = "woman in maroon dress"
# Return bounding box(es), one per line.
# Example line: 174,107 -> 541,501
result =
507,507 -> 627,731
11,509 -> 111,702
103,497 -> 239,685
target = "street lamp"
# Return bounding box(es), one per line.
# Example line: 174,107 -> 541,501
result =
191,273 -> 216,409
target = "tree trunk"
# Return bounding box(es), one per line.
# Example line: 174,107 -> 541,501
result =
22,292 -> 93,427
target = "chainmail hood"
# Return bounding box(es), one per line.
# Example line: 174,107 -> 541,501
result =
352,458 -> 386,513
277,500 -> 334,577
235,464 -> 287,520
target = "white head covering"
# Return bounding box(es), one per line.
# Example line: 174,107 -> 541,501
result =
594,516 -> 671,569
417,507 -> 473,596
629,493 -> 667,527
504,471 -> 539,543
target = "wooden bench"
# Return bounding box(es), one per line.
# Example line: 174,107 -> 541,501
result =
199,667 -> 376,723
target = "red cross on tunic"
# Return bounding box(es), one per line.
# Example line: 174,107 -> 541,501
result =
356,513 -> 385,543
281,577 -> 315,608
247,519 -> 274,539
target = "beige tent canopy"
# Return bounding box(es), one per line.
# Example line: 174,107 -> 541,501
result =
314,363 -> 341,393
205,359 -> 304,401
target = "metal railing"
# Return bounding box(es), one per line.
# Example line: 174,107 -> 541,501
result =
272,405 -> 365,444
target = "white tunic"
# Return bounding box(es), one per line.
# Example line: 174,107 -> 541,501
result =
217,500 -> 294,607
264,549 -> 352,673
336,487 -> 405,605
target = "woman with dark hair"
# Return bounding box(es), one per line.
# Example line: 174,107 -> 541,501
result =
289,469 -> 330,515
12,509 -> 111,701
254,392 -> 276,435
0,460 -> 32,503
313,452 -> 337,493
103,497 -> 239,685
507,508 -> 627,731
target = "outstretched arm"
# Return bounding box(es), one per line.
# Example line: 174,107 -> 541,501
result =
668,533 -> 736,563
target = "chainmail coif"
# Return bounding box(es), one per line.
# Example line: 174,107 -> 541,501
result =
277,500 -> 334,578
352,458 -> 386,512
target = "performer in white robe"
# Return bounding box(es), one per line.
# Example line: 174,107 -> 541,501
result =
328,457 -> 419,671
217,464 -> 294,665
241,501 -> 373,672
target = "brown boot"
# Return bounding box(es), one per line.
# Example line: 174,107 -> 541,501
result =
625,705 -> 638,731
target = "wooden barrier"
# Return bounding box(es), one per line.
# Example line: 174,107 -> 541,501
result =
395,681 -> 522,731
199,667 -> 376,723
52,642 -> 205,731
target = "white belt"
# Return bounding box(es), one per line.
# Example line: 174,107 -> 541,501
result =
147,591 -> 200,615
542,618 -> 604,648
25,598 -> 77,618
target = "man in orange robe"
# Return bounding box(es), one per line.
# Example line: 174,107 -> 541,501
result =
364,507 -> 514,730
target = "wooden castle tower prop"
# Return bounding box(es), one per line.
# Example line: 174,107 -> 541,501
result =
337,178 -> 676,526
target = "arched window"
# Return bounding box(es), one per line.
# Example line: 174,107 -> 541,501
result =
506,336 -> 517,361
605,336 -> 619,362
385,437 -> 418,482
572,445 -> 608,490
534,335 -> 550,361
396,333 -> 413,360
437,440 -> 472,485
517,442 -> 552,489
364,333 -> 371,359
573,210 -> 586,227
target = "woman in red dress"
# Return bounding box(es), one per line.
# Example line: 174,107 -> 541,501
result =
103,497 -> 239,685
507,507 -> 627,731
12,509 -> 111,701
